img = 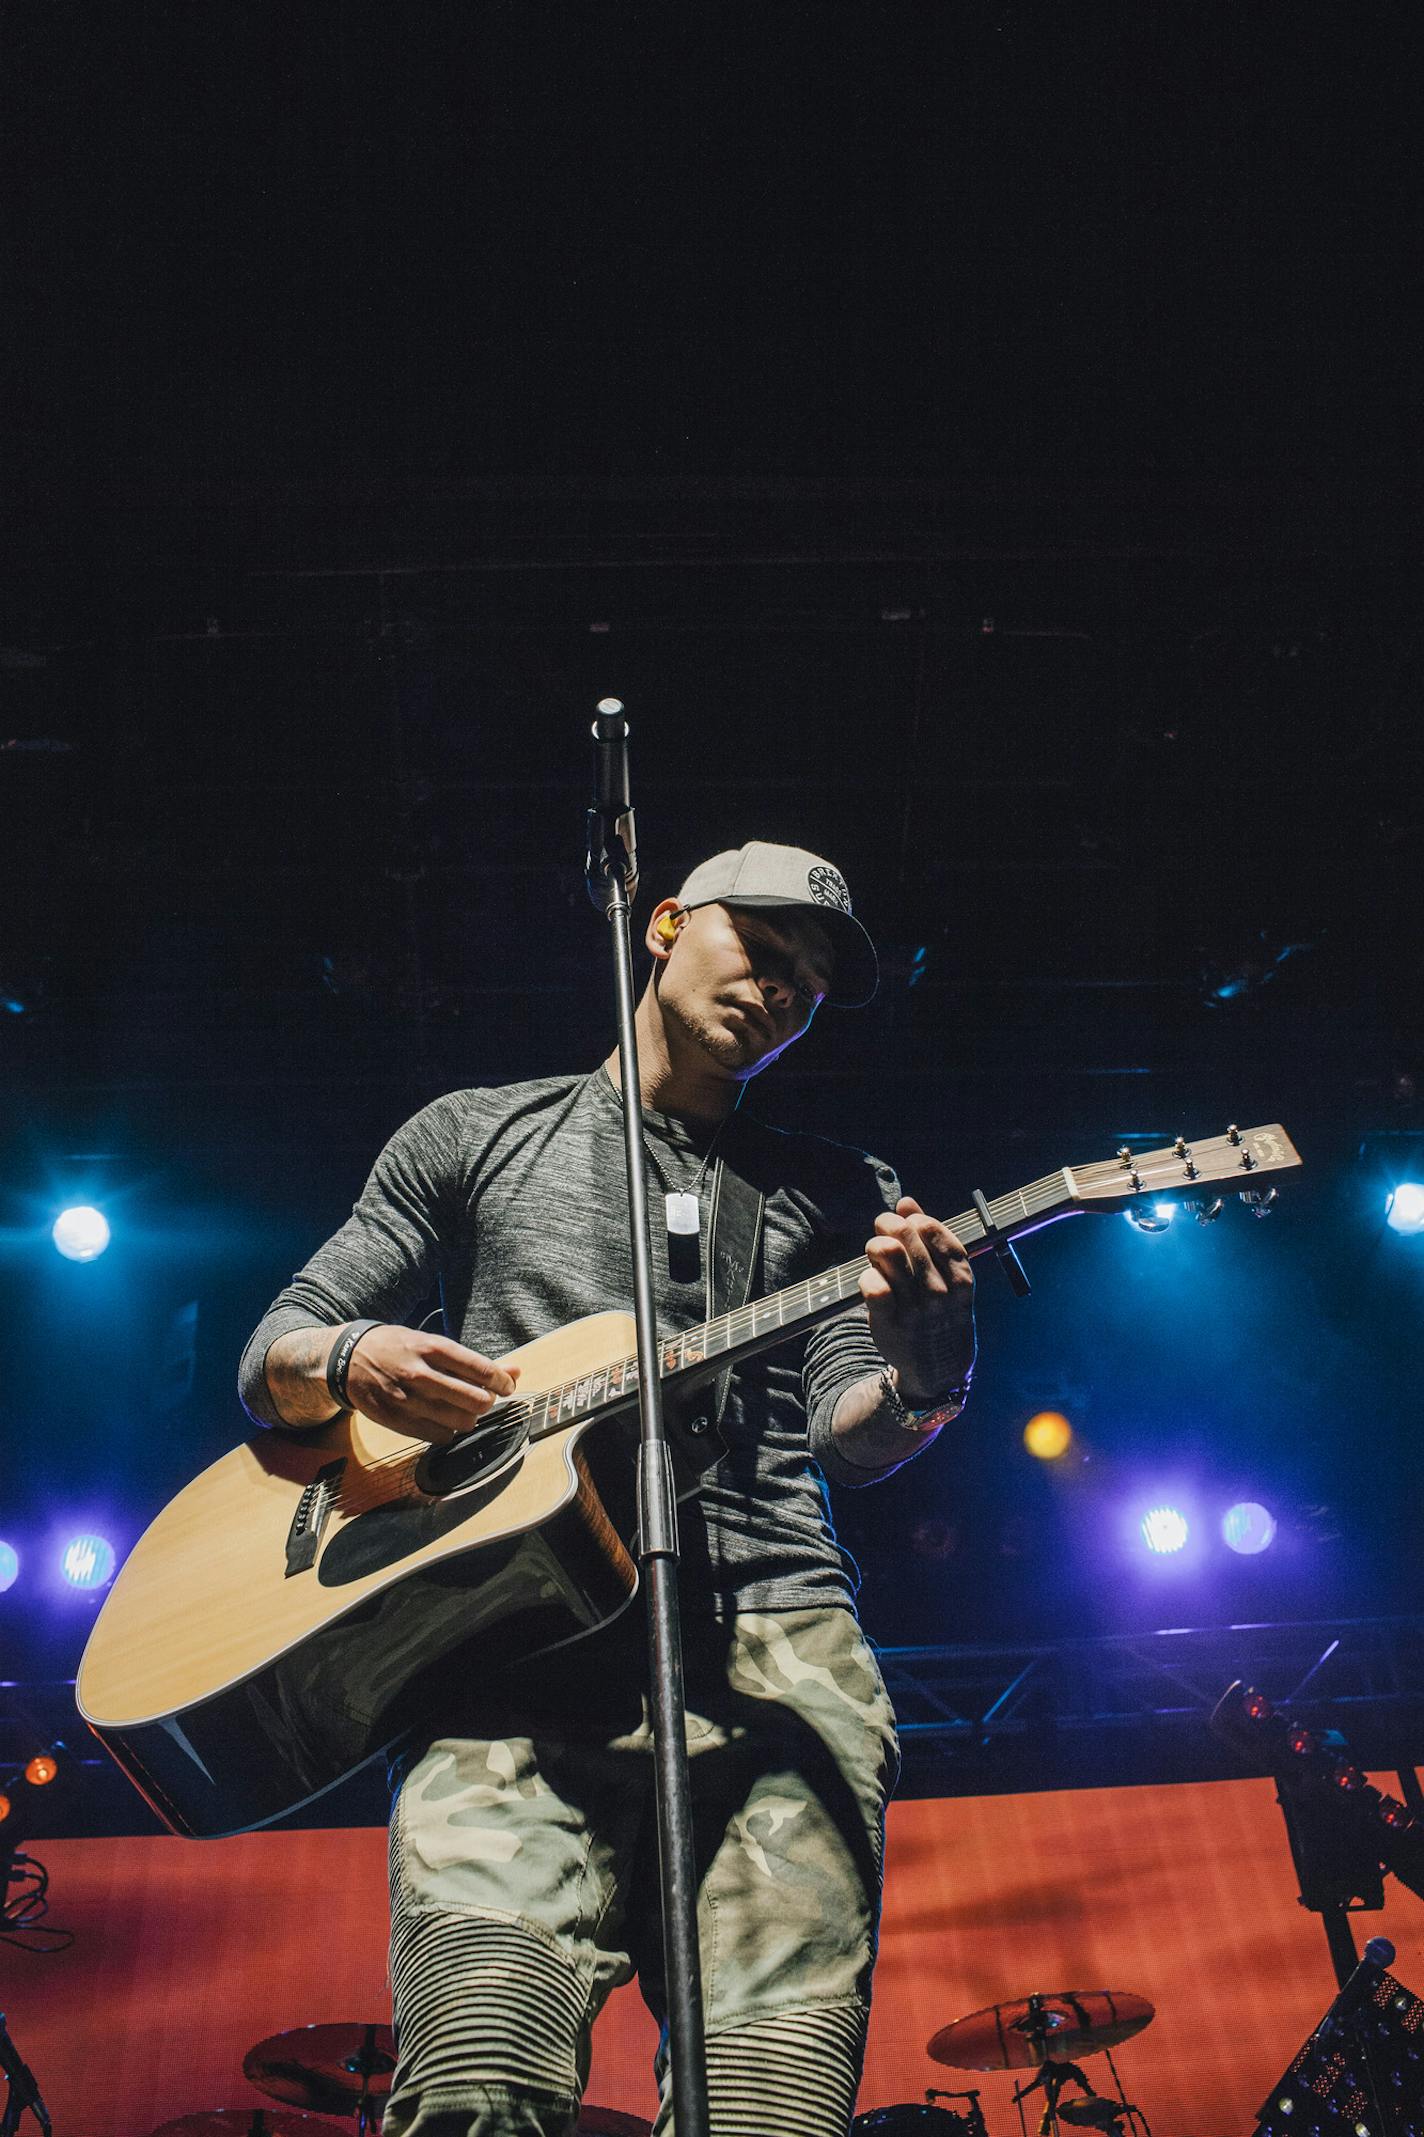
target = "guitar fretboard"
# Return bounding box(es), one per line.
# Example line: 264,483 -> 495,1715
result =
524,1169 -> 1073,1439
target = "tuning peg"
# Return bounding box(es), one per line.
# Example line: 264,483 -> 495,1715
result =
1183,1197 -> 1224,1225
1241,1187 -> 1278,1219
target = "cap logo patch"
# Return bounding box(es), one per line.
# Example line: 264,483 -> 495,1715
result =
807,864 -> 852,914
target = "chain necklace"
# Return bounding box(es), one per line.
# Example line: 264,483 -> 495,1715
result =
644,1095 -> 742,1244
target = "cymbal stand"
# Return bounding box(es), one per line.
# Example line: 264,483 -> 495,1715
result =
1011,2048 -> 1148,2137
1008,1999 -> 1064,2137
1012,2058 -> 1096,2137
341,2022 -> 385,2135
1100,2046 -> 1150,2137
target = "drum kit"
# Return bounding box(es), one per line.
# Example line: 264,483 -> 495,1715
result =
142,1985 -> 1151,2137
853,1986 -> 1154,2137
143,2024 -> 639,2135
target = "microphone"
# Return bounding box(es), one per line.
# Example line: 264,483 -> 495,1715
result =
586,698 -> 638,905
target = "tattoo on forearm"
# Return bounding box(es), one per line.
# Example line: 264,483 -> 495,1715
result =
831,1372 -> 943,1475
265,1326 -> 343,1426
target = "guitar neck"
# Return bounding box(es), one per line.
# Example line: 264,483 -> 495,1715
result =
518,1118 -> 1301,1437
524,1170 -> 1076,1437
669,1169 -> 1076,1384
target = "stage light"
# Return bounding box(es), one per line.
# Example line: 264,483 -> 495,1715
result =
1024,1411 -> 1073,1460
1222,1500 -> 1277,1554
1386,1183 -> 1424,1236
0,1541 -> 18,1593
60,1534 -> 116,1590
23,1754 -> 58,1788
0,1794 -> 10,1825
52,1205 -> 110,1261
1140,1505 -> 1189,1555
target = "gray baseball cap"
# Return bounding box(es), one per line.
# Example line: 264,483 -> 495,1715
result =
675,840 -> 879,1007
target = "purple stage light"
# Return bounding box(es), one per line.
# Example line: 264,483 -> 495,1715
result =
0,1541 -> 18,1593
1222,1501 -> 1277,1554
1140,1505 -> 1190,1555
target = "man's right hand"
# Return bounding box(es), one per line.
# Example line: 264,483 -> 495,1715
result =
344,1325 -> 519,1444
263,1323 -> 518,1439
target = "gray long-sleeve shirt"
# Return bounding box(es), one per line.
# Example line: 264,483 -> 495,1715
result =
239,1065 -> 904,1613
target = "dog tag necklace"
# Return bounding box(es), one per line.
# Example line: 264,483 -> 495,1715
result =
651,1098 -> 740,1273
664,1113 -> 728,1240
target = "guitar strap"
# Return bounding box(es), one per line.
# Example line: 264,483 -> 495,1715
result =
704,1125 -> 766,1434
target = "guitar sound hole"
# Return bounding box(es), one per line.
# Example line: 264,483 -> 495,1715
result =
415,1403 -> 532,1498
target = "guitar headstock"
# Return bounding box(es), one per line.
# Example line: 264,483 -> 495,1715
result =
1065,1123 -> 1302,1215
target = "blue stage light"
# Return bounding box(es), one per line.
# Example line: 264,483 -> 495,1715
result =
1140,1505 -> 1189,1555
1222,1501 -> 1277,1554
52,1205 -> 111,1261
0,1541 -> 18,1594
60,1534 -> 116,1590
1386,1183 -> 1424,1237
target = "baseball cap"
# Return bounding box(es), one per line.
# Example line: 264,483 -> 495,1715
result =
675,841 -> 879,1007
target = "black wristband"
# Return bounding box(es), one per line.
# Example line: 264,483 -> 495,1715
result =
325,1320 -> 385,1412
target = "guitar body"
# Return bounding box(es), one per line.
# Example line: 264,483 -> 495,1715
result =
76,1313 -> 643,1837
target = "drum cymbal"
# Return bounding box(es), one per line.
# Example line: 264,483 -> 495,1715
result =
150,2117 -> 349,2137
928,1991 -> 1155,2071
243,2024 -> 397,2113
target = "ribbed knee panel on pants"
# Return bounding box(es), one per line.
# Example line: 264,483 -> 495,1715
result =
389,1907 -> 587,2112
689,2001 -> 868,2137
381,2088 -> 575,2137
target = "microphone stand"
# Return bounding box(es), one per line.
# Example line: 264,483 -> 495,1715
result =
584,701 -> 710,2137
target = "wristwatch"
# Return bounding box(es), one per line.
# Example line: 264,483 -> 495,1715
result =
878,1366 -> 972,1435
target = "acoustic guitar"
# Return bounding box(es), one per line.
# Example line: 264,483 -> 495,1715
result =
78,1122 -> 1300,1837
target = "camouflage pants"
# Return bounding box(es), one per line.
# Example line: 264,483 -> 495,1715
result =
383,1603 -> 900,2137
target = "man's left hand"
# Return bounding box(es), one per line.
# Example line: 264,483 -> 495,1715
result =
861,1195 -> 976,1401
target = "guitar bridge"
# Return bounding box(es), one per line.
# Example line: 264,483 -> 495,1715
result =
285,1459 -> 345,1576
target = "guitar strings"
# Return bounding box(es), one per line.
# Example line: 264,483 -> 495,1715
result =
353,1142 -> 1261,1472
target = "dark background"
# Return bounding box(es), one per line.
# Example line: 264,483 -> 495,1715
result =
2,4 -> 1421,1703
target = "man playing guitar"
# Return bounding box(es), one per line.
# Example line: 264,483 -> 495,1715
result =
239,841 -> 977,2137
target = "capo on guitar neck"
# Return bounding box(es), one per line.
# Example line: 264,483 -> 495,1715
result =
971,1188 -> 1032,1297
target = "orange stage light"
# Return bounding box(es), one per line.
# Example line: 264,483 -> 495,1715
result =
25,1752 -> 59,1787
1024,1410 -> 1073,1460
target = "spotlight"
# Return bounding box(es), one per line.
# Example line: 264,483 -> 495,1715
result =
59,1534 -> 116,1590
51,1206 -> 110,1262
23,1753 -> 58,1788
1141,1506 -> 1189,1555
1222,1501 -> 1277,1555
1024,1411 -> 1073,1460
1386,1184 -> 1424,1237
0,1541 -> 18,1593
